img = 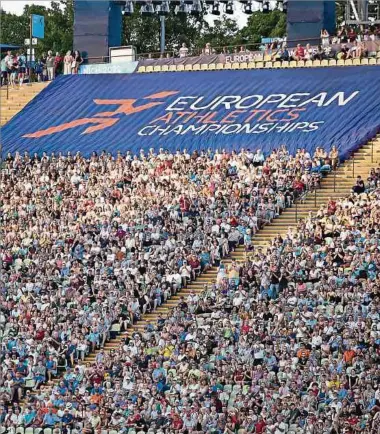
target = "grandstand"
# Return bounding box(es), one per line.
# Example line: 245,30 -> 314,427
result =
0,83 -> 49,126
1,11 -> 380,434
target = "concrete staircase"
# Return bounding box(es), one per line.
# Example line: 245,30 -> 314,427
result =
0,82 -> 49,126
65,135 -> 380,368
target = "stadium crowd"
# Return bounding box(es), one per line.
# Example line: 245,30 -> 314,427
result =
1,50 -> 83,88
1,147 -> 380,434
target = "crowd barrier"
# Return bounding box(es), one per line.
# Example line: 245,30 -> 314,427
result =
137,54 -> 380,73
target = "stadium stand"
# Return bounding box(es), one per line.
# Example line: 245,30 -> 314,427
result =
137,56 -> 380,74
0,83 -> 49,126
1,60 -> 380,433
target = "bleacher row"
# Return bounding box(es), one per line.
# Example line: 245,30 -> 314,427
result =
0,429 -> 122,434
137,54 -> 380,73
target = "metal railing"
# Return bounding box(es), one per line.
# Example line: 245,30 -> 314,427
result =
82,38 -> 380,64
137,37 -> 380,60
292,166 -> 339,222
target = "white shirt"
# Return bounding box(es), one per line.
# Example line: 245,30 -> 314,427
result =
179,46 -> 189,58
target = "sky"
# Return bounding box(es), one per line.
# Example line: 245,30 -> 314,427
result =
1,0 -> 249,28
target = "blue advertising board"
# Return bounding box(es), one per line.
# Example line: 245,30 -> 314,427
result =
32,14 -> 45,39
2,67 -> 380,159
79,61 -> 138,74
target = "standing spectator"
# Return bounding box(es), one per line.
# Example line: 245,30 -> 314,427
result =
40,52 -> 48,81
179,43 -> 189,58
3,51 -> 15,87
46,50 -> 55,81
321,28 -> 330,46
348,27 -> 357,42
17,51 -> 27,87
63,50 -> 73,75
9,54 -> 19,89
34,58 -> 44,82
54,51 -> 63,76
71,50 -> 83,74
203,42 -> 212,55
1,55 -> 8,86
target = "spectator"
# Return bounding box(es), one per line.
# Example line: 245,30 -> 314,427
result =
1,54 -> 8,86
63,50 -> 73,75
179,43 -> 189,58
54,51 -> 63,76
337,44 -> 350,60
203,42 -> 212,55
352,175 -> 365,194
8,53 -> 19,89
71,50 -> 83,74
34,58 -> 44,82
46,50 -> 55,81
321,28 -> 330,46
348,27 -> 357,42
40,52 -> 48,81
0,146 -> 353,433
17,51 -> 27,87
293,43 -> 305,61
304,43 -> 316,60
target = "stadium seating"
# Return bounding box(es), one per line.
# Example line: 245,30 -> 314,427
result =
0,82 -> 49,126
1,45 -> 380,432
136,56 -> 380,74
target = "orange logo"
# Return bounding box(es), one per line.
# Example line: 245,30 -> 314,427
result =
23,91 -> 179,138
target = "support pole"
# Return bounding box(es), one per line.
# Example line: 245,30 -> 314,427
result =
160,15 -> 165,55
29,15 -> 33,85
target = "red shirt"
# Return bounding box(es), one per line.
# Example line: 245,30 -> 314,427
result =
179,197 -> 190,211
188,257 -> 200,269
255,420 -> 266,434
296,46 -> 305,58
172,418 -> 183,429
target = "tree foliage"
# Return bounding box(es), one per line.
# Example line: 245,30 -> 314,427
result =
122,4 -> 205,55
1,1 -> 286,57
0,1 -> 73,57
195,16 -> 244,52
240,10 -> 287,46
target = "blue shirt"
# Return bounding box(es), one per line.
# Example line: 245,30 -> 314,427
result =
43,413 -> 58,426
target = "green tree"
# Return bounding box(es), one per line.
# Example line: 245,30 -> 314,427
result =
122,4 -> 205,55
195,15 -> 243,52
239,10 -> 287,47
1,1 -> 287,58
0,0 -> 73,57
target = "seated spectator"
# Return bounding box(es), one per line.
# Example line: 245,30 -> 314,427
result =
337,44 -> 350,60
314,44 -> 325,60
293,43 -> 305,61
352,175 -> 365,194
0,146 -> 340,432
329,145 -> 340,169
272,46 -> 290,61
304,43 -> 316,60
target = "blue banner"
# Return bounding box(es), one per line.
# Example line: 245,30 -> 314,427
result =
2,67 -> 380,159
79,61 -> 138,75
32,14 -> 45,39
